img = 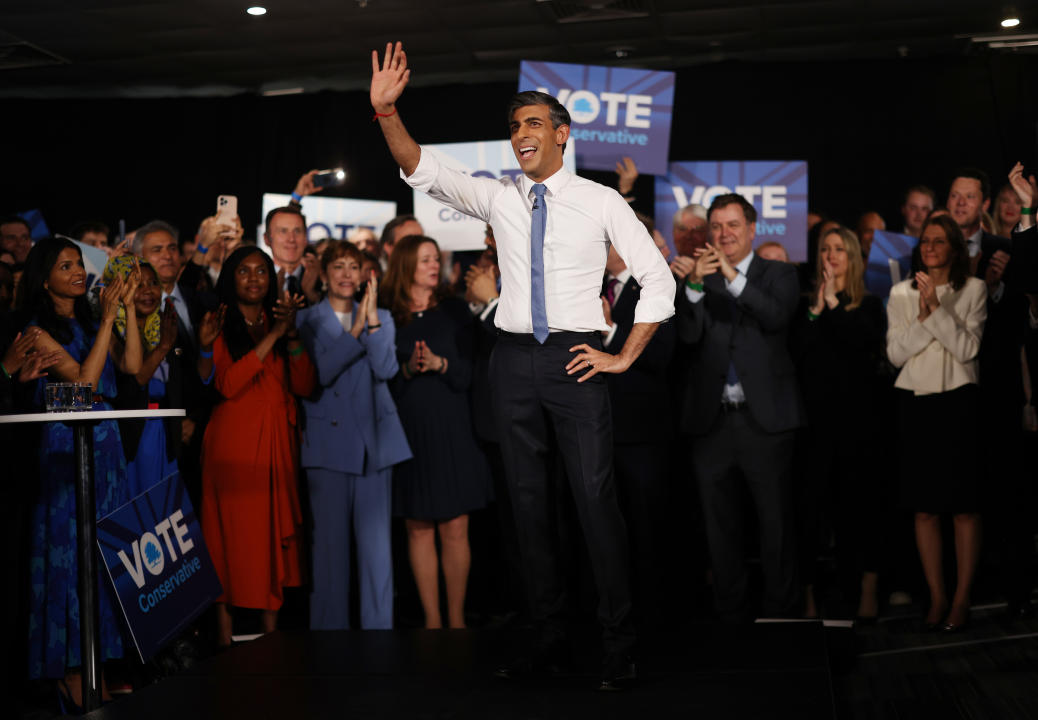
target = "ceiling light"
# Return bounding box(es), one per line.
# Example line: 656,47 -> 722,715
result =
1001,6 -> 1020,28
1002,17 -> 1021,28
246,6 -> 267,16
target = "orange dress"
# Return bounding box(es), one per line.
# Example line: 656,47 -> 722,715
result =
201,334 -> 316,610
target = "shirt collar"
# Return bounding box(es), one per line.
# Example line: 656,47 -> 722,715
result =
610,268 -> 632,285
520,165 -> 572,199
162,284 -> 184,303
735,252 -> 754,275
966,228 -> 983,257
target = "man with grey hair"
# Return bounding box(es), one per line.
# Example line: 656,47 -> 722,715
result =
135,220 -> 194,335
668,204 -> 709,282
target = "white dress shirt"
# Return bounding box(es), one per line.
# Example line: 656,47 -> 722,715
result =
403,149 -> 674,334
886,276 -> 987,396
684,252 -> 754,403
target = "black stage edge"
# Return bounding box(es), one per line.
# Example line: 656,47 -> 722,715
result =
85,622 -> 836,719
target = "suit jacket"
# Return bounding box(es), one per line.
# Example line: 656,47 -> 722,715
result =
298,302 -> 411,475
975,230 -> 1028,414
675,255 -> 804,435
603,276 -> 676,444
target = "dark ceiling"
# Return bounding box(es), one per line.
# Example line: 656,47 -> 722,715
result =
0,0 -> 1033,98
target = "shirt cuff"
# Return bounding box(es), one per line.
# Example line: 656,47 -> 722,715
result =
685,286 -> 705,304
400,146 -> 437,192
989,280 -> 1005,303
479,297 -> 500,322
727,272 -> 747,298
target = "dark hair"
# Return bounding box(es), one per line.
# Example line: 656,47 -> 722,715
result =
950,168 -> 991,201
379,214 -> 419,252
902,185 -> 936,205
69,220 -> 110,243
707,193 -> 758,224
15,237 -> 94,345
914,215 -> 970,291
320,239 -> 365,271
264,206 -> 307,236
507,91 -> 571,153
0,215 -> 32,234
215,246 -> 282,361
379,235 -> 447,326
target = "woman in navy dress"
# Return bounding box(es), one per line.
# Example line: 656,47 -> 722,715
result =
380,235 -> 491,629
18,238 -> 142,706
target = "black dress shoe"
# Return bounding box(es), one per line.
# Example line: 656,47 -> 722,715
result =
599,652 -> 637,692
495,642 -> 573,680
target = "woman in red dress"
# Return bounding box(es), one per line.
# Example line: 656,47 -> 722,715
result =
201,246 -> 315,646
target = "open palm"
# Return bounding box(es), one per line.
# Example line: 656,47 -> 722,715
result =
370,41 -> 410,112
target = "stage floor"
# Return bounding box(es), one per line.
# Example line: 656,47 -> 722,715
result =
85,622 -> 836,719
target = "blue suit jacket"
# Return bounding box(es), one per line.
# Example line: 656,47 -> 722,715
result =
298,301 -> 411,474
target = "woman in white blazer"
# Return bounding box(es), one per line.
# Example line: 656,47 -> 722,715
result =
886,214 -> 987,632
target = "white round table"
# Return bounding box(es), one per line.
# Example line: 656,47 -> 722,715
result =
0,408 -> 185,711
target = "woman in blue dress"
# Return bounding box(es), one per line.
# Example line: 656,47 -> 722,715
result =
18,238 -> 142,707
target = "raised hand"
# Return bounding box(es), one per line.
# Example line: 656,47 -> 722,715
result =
158,299 -> 180,351
198,304 -> 227,349
370,41 -> 410,113
615,156 -> 638,197
272,291 -> 304,337
1009,162 -> 1035,208
364,276 -> 380,327
916,271 -> 938,319
300,253 -> 321,304
822,262 -> 839,308
294,169 -> 323,198
465,265 -> 498,305
121,258 -> 142,311
689,246 -> 721,284
100,274 -> 126,321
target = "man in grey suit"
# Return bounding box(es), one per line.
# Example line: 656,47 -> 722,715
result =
676,193 -> 805,623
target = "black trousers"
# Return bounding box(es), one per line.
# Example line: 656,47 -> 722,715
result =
489,331 -> 634,653
693,406 -> 798,623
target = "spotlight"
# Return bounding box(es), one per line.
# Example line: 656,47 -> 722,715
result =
1001,6 -> 1020,28
1002,16 -> 1020,28
247,6 -> 267,16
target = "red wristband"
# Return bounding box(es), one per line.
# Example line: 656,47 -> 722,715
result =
372,107 -> 397,122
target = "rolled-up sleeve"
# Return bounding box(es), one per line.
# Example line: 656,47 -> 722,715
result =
401,146 -> 502,224
603,191 -> 675,324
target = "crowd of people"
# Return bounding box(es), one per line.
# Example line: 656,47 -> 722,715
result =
3,109 -> 1038,704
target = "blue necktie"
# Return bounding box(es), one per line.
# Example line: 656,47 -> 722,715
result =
530,183 -> 549,343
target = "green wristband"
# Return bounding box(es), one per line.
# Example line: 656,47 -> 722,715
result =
288,345 -> 304,357
1022,207 -> 1034,215
685,280 -> 704,292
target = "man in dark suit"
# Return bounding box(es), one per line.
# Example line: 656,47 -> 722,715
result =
675,193 -> 804,623
602,243 -> 675,625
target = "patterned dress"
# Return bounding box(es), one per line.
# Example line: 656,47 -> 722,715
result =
27,319 -> 129,679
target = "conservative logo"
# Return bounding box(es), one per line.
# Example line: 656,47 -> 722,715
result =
98,474 -> 222,661
519,61 -> 675,175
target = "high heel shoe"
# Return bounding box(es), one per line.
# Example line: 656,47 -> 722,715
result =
57,679 -> 83,716
941,608 -> 970,633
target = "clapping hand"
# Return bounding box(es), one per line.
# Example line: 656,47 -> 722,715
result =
157,299 -> 179,351
416,340 -> 445,373
198,304 -> 227,349
689,245 -> 722,284
915,271 -> 939,320
99,274 -> 126,321
350,277 -> 380,338
985,250 -> 1010,290
371,42 -> 410,114
272,291 -> 304,337
464,265 -> 498,305
405,340 -> 424,375
121,258 -> 142,314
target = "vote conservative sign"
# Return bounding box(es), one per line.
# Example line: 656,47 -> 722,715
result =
97,473 -> 222,661
655,161 -> 809,262
518,61 -> 675,175
413,139 -> 577,252
260,194 -> 398,248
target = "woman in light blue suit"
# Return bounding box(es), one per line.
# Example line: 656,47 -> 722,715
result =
298,240 -> 411,629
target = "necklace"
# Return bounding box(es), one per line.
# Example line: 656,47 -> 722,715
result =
243,312 -> 264,327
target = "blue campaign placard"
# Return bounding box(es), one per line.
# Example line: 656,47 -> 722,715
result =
97,472 -> 222,661
655,161 -> 810,262
867,229 -> 916,301
518,60 -> 675,175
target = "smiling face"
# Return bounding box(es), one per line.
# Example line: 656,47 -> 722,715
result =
46,247 -> 87,300
135,265 -> 161,317
324,254 -> 363,302
947,177 -> 989,234
919,223 -> 952,271
510,104 -> 568,183
709,203 -> 756,265
139,230 -> 180,287
902,191 -> 934,236
234,251 -> 270,305
265,210 -> 307,269
1,221 -> 32,264
411,241 -> 441,291
996,186 -> 1023,229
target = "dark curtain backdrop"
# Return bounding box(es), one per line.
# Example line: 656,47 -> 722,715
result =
5,54 -> 1037,241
